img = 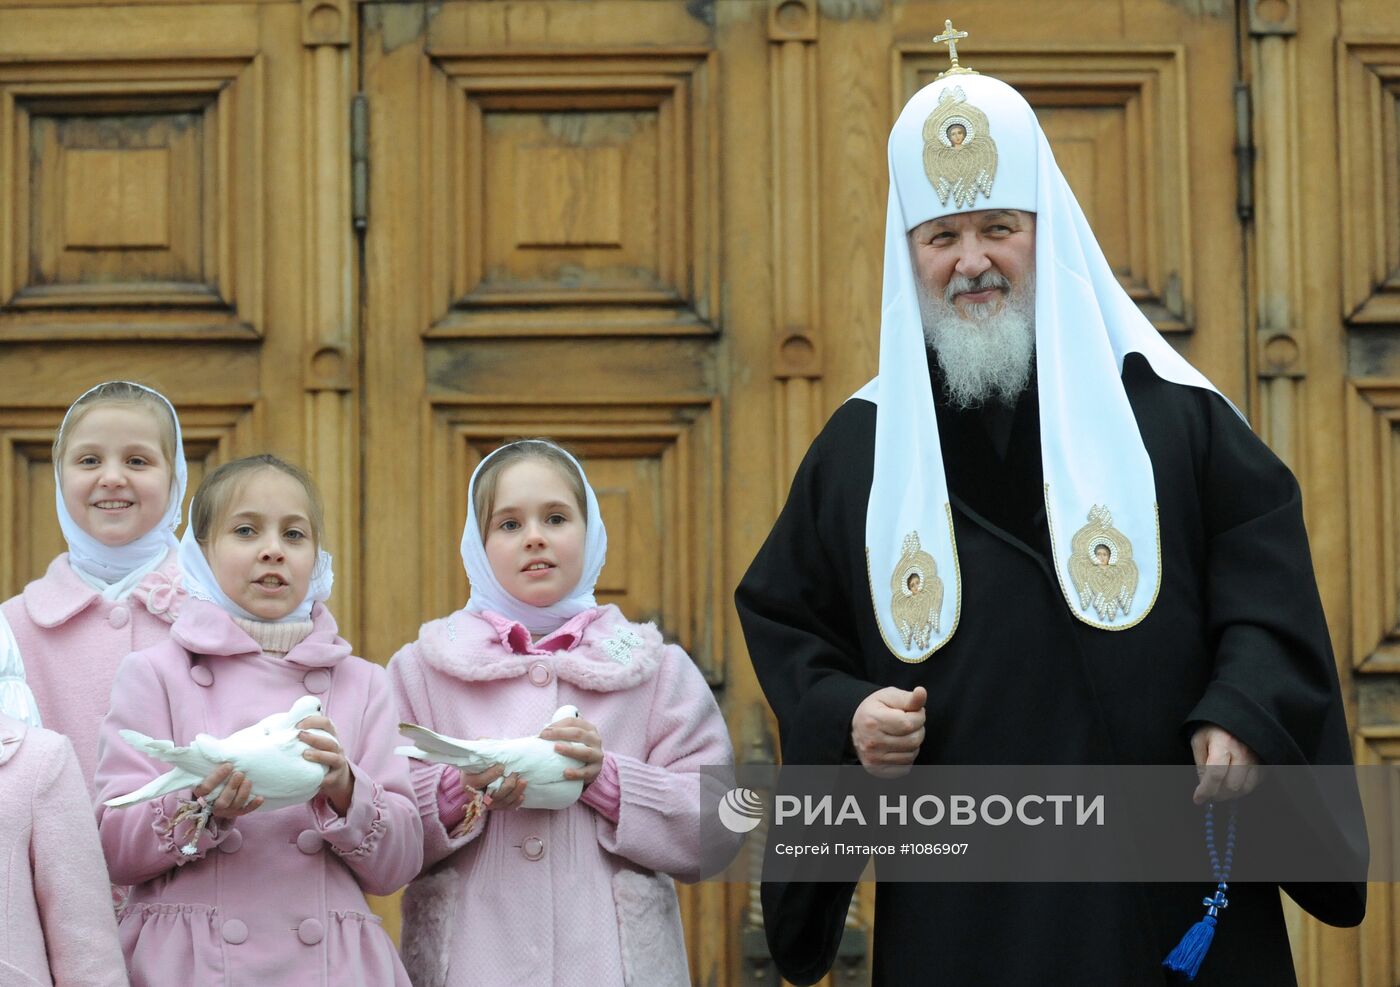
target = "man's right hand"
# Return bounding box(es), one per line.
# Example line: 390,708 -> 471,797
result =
851,686 -> 927,777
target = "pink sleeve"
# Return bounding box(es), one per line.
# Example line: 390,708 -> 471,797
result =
593,645 -> 737,882
578,752 -> 621,823
32,734 -> 129,986
388,645 -> 488,869
437,763 -> 471,831
95,650 -> 232,886
307,662 -> 423,897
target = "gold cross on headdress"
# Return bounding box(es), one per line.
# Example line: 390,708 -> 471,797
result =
934,19 -> 978,79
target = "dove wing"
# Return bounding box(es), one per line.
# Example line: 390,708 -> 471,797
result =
397,723 -> 501,771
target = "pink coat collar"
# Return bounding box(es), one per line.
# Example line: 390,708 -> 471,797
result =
22,553 -> 185,628
22,554 -> 102,627
171,599 -> 352,668
477,607 -> 605,655
411,605 -> 664,692
0,713 -> 25,767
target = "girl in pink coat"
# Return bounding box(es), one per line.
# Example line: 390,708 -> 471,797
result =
390,439 -> 734,987
95,455 -> 422,986
0,670 -> 126,985
1,381 -> 188,793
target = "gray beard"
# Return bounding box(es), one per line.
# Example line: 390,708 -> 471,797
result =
918,270 -> 1036,409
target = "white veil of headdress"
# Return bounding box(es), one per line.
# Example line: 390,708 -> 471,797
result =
53,381 -> 187,585
460,440 -> 608,635
854,72 -> 1233,661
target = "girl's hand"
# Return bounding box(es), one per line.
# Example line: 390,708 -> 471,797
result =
298,714 -> 354,815
194,762 -> 264,819
540,717 -> 604,786
461,764 -> 528,811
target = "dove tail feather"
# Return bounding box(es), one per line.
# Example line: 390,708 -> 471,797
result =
103,767 -> 198,808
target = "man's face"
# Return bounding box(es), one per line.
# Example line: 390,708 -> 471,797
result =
909,209 -> 1035,319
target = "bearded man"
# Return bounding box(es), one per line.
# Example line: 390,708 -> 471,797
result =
735,59 -> 1363,986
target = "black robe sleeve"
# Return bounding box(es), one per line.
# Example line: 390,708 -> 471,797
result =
735,409 -> 879,767
735,407 -> 874,984
1183,388 -> 1366,926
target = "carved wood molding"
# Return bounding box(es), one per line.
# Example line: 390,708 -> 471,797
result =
1338,40 -> 1400,328
0,55 -> 265,341
1345,378 -> 1400,672
416,48 -> 719,339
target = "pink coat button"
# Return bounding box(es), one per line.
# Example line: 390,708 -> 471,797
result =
219,829 -> 243,854
527,662 -> 552,687
297,918 -> 324,945
296,829 -> 324,854
302,669 -> 332,694
190,666 -> 214,687
522,835 -> 545,860
222,919 -> 248,944
107,606 -> 129,629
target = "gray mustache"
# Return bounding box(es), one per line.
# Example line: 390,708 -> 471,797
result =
944,271 -> 1011,303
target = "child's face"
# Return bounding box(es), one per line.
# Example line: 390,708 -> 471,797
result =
60,405 -> 173,547
206,470 -> 318,621
483,458 -> 586,608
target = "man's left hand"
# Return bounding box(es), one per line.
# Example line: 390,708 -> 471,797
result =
1189,723 -> 1260,805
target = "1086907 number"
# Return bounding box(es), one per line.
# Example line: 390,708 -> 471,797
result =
906,843 -> 968,855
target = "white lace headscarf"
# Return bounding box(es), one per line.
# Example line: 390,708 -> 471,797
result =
460,440 -> 608,635
53,381 -> 187,584
853,73 -> 1233,661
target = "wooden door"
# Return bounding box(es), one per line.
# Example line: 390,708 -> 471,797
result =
0,1 -> 360,637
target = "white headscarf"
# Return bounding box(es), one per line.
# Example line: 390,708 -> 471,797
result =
461,440 -> 608,635
176,499 -> 335,625
0,616 -> 42,728
855,72 -> 1233,661
53,381 -> 188,584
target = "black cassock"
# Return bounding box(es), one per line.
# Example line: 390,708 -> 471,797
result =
735,353 -> 1364,986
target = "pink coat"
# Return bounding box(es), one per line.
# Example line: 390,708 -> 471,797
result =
94,600 -> 422,987
388,605 -> 735,987
2,553 -> 184,793
0,714 -> 127,986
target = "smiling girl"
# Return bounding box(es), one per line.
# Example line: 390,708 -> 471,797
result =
389,438 -> 733,987
95,455 -> 421,986
0,381 -> 188,793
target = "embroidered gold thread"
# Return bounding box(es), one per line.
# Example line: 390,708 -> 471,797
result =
889,531 -> 943,650
1045,485 -> 1160,631
866,504 -> 961,663
1066,505 -> 1139,621
922,86 -> 997,209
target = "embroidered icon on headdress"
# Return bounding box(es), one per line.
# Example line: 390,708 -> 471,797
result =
890,531 -> 943,650
922,86 -> 997,209
1067,505 -> 1139,622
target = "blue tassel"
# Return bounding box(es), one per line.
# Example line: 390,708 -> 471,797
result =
1163,913 -> 1217,981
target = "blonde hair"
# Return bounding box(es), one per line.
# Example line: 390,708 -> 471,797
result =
191,455 -> 325,550
473,440 -> 587,540
53,381 -> 179,472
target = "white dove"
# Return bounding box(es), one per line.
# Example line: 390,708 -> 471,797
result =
397,704 -> 585,810
104,695 -> 335,819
